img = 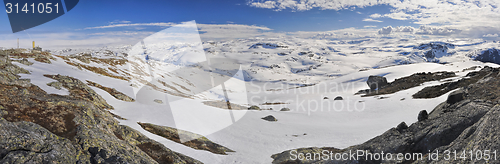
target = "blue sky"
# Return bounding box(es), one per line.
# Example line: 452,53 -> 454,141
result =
1,0 -> 500,48
0,0 -> 408,33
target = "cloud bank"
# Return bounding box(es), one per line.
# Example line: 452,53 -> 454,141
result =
248,0 -> 500,37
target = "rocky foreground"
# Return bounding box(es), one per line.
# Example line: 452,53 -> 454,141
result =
0,49 -> 205,163
272,66 -> 500,163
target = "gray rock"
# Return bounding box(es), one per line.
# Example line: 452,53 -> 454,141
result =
396,122 -> 408,132
367,75 -> 388,90
334,96 -> 343,100
154,99 -> 163,104
262,115 -> 277,122
280,108 -> 290,111
446,89 -> 464,104
418,110 -> 428,122
248,105 -> 260,110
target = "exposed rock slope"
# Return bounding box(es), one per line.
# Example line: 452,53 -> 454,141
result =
0,49 -> 201,164
272,66 -> 500,164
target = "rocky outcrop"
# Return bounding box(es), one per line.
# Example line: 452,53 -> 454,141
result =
446,89 -> 464,104
43,74 -> 115,110
361,71 -> 455,97
417,110 -> 428,122
86,80 -> 135,102
366,76 -> 388,91
4,49 -> 55,64
203,100 -> 249,110
272,66 -> 500,164
262,115 -> 278,122
0,49 -> 201,164
138,122 -> 234,155
280,108 -> 291,111
413,66 -> 494,98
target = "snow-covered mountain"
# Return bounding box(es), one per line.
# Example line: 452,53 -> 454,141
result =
6,36 -> 500,163
467,48 -> 500,64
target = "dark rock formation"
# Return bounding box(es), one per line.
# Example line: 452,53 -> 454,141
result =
280,108 -> 291,111
138,122 -> 234,155
366,76 -> 388,90
86,80 -> 135,102
248,105 -> 261,110
362,71 -> 455,97
0,50 -> 201,164
203,100 -> 249,110
262,115 -> 278,122
334,96 -> 343,100
413,66 -> 494,98
272,66 -> 500,164
446,89 -> 464,104
396,122 -> 408,132
417,110 -> 428,122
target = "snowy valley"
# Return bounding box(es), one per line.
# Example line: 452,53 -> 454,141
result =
1,34 -> 499,163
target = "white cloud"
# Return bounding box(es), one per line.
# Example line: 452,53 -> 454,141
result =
248,0 -> 388,11
363,18 -> 383,22
197,24 -> 277,40
414,25 -> 461,35
84,23 -> 177,30
383,11 -> 411,20
369,13 -> 382,18
364,25 -> 377,28
378,26 -> 415,34
378,25 -> 461,36
248,0 -> 500,38
483,33 -> 499,37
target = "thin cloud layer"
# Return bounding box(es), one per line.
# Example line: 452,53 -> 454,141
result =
363,18 -> 383,22
378,25 -> 461,36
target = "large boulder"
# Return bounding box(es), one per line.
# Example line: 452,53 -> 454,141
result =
446,89 -> 464,104
366,75 -> 388,90
417,110 -> 428,122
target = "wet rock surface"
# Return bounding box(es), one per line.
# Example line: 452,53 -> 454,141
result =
272,66 -> 500,164
0,50 -> 201,164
